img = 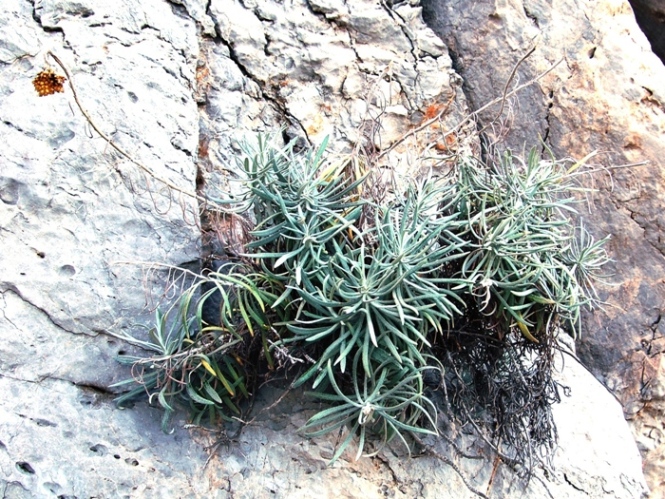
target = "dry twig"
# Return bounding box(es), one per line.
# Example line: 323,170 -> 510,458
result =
47,51 -> 204,203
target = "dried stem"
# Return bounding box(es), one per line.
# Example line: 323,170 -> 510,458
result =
47,51 -> 204,203
378,55 -> 564,160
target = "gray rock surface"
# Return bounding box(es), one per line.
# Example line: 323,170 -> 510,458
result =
1,0 -> 200,337
0,336 -> 649,498
0,0 -> 652,497
421,0 -> 665,495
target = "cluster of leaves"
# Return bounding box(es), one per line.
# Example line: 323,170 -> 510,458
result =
114,263 -> 282,431
115,135 -> 608,471
455,150 -> 608,341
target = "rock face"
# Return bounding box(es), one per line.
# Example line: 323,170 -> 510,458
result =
420,0 -> 665,495
0,0 -> 653,497
629,0 -> 665,63
0,338 -> 649,498
1,0 -> 201,340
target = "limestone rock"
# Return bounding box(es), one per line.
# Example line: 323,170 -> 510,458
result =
0,338 -> 649,498
0,0 -> 652,497
421,0 -> 665,494
199,0 -> 471,179
550,342 -> 648,499
0,0 -> 200,337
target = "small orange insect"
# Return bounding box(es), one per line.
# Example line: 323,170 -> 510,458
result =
32,69 -> 66,97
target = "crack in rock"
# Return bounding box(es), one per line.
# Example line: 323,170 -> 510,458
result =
207,5 -> 311,143
0,287 -> 78,336
563,472 -> 588,494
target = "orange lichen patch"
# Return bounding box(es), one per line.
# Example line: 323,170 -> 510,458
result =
422,102 -> 445,122
623,132 -> 642,151
32,69 -> 66,97
305,113 -> 324,137
434,133 -> 458,153
195,61 -> 210,87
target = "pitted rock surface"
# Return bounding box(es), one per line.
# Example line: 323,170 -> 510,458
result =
0,0 -> 655,497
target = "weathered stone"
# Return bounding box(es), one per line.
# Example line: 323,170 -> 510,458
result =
0,0 -> 652,496
0,0 -> 200,336
549,339 -> 648,499
0,331 -> 648,498
421,0 -> 665,494
202,0 -> 467,157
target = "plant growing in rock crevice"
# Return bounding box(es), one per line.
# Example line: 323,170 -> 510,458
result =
114,133 -> 608,480
113,262 -> 282,431
35,47 -> 609,486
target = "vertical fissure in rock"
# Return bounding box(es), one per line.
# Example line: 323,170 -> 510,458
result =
522,5 -> 540,29
192,26 -> 303,266
27,0 -> 43,28
192,41 -> 217,268
167,0 -> 191,21
380,2 -> 418,62
419,0 -> 491,160
208,18 -> 310,145
541,90 -> 554,152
